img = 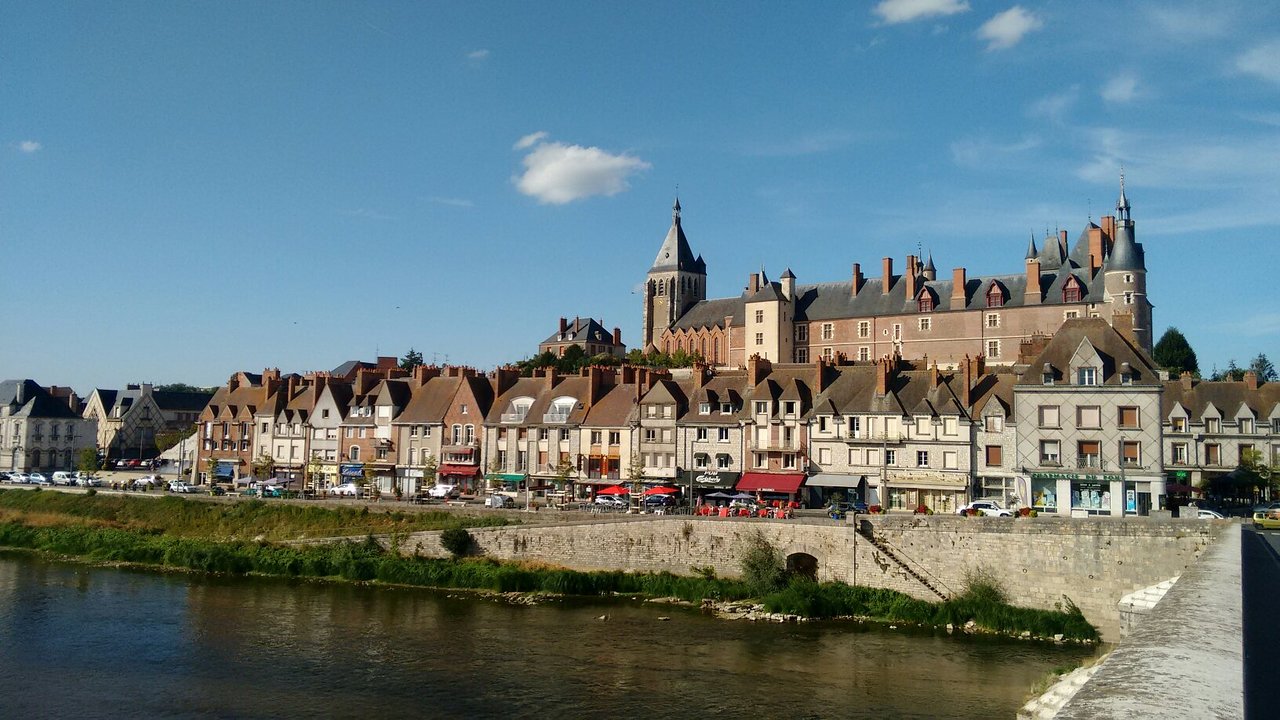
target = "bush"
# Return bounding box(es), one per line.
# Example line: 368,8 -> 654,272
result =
440,527 -> 473,557
867,504 -> 884,514
913,504 -> 932,515
739,532 -> 784,596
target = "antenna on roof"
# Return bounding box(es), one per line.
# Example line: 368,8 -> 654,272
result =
1087,198 -> 1091,223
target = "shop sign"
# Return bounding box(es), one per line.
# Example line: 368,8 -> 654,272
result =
1031,472 -> 1121,482
680,470 -> 740,487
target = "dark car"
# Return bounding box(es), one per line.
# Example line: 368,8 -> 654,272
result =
643,494 -> 676,507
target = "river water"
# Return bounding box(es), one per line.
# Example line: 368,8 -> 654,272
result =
0,552 -> 1094,719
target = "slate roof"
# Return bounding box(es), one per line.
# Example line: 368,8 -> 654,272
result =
1016,318 -> 1159,386
1161,379 -> 1280,419
0,380 -> 82,419
650,200 -> 700,273
153,390 -> 214,412
542,317 -> 620,346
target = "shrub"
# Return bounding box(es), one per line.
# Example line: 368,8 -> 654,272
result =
867,504 -> 884,515
913,504 -> 932,515
739,532 -> 784,596
440,527 -> 473,557
1018,506 -> 1032,517
960,565 -> 1008,605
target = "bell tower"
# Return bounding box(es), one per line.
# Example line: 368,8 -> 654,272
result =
642,198 -> 707,350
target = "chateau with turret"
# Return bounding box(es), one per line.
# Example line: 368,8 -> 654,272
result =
642,178 -> 1152,368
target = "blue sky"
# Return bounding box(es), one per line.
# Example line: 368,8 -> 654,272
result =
3,0 -> 1278,392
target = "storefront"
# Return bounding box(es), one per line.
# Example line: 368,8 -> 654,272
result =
805,473 -> 867,508
882,472 -> 966,513
1029,471 -> 1163,516
679,470 -> 741,503
438,464 -> 480,493
735,472 -> 806,504
974,475 -> 1022,508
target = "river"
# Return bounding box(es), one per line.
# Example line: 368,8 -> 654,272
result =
0,552 -> 1094,718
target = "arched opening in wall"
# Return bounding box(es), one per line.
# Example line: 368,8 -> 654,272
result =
786,552 -> 818,581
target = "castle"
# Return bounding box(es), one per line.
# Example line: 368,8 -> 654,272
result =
642,178 -> 1151,367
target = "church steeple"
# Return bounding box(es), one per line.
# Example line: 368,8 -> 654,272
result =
1116,167 -> 1131,223
643,198 -> 707,351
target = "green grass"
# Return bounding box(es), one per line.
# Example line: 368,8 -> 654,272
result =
0,488 -> 511,540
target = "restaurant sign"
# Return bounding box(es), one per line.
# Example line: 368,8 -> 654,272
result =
680,470 -> 740,488
1031,472 -> 1121,482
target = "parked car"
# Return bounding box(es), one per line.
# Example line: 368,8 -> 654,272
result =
260,485 -> 286,498
1253,510 -> 1280,529
957,500 -> 1013,517
1196,508 -> 1225,519
77,474 -> 101,487
329,483 -> 361,497
133,475 -> 160,489
427,484 -> 459,499
29,473 -> 51,486
484,494 -> 515,509
9,472 -> 30,484
643,494 -> 676,507
168,481 -> 198,494
595,495 -> 628,509
1250,501 -> 1280,514
52,471 -> 77,486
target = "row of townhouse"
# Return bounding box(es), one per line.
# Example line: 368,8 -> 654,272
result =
190,320 -> 1278,515
0,380 -> 97,473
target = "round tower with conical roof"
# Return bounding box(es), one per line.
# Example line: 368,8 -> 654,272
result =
642,198 -> 708,351
1103,172 -> 1152,351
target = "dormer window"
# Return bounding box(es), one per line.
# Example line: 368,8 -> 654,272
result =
1063,276 -> 1082,303
1077,367 -> 1097,386
1042,363 -> 1054,385
699,402 -> 711,415
917,294 -> 935,312
986,284 -> 1005,308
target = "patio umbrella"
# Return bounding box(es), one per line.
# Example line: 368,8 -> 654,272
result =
597,485 -> 630,496
730,492 -> 755,500
704,491 -> 733,499
644,486 -> 680,496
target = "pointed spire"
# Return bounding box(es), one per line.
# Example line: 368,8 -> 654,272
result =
923,252 -> 935,273
1025,234 -> 1038,260
650,199 -> 698,273
673,196 -> 682,224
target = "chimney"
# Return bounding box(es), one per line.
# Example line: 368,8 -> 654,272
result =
874,357 -> 890,396
1113,311 -> 1137,346
489,366 -> 518,397
1245,371 -> 1259,391
694,363 -> 709,389
621,365 -> 636,385
376,356 -> 397,370
1087,225 -> 1104,277
545,367 -> 560,392
812,359 -> 829,394
904,255 -> 918,301
1024,259 -> 1042,305
286,374 -> 300,397
1101,215 -> 1115,245
612,327 -> 622,346
227,374 -> 240,392
951,268 -> 967,310
930,361 -> 941,389
1059,229 -> 1068,250
961,355 -> 973,408
851,263 -> 863,297
558,317 -> 568,339
1181,371 -> 1194,391
748,354 -> 772,387
748,272 -> 761,294
881,257 -> 893,294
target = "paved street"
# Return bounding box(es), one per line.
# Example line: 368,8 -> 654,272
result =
1242,526 -> 1280,720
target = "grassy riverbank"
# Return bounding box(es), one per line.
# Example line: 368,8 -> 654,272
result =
0,507 -> 1098,642
0,488 -> 511,540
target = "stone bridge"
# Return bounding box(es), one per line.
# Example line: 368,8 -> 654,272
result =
393,513 -> 1220,641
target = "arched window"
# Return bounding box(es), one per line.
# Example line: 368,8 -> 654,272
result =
407,448 -> 416,465
714,337 -> 721,363
464,424 -> 475,444
1063,276 -> 1082,303
31,449 -> 41,467
349,446 -> 360,461
986,284 -> 1005,308
451,424 -> 462,444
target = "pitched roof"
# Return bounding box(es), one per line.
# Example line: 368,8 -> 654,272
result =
0,380 -> 82,419
1162,378 -> 1280,419
541,317 -> 620,346
152,390 -> 214,412
650,200 -> 699,273
1016,318 -> 1159,386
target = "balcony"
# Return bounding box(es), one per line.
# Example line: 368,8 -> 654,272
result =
542,410 -> 572,424
844,432 -> 904,444
1076,456 -> 1101,469
501,411 -> 528,423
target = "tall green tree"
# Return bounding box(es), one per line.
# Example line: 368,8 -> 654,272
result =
399,348 -> 424,370
556,344 -> 587,372
1152,327 -> 1199,376
1249,353 -> 1277,382
77,447 -> 101,475
1212,360 -> 1246,382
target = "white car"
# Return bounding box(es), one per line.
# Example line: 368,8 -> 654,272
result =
428,484 -> 458,499
168,481 -> 198,494
329,483 -> 360,497
9,472 -> 30,484
958,500 -> 1013,517
484,494 -> 515,508
594,495 -> 628,509
1196,508 -> 1225,519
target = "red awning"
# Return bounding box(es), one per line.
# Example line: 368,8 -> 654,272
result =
735,472 -> 806,494
437,464 -> 480,477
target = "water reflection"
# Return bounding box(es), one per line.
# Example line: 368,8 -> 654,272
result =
0,553 -> 1094,719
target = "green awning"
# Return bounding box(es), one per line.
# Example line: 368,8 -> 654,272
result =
494,473 -> 527,483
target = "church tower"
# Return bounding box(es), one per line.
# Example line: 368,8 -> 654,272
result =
642,198 -> 707,350
1103,172 -> 1153,352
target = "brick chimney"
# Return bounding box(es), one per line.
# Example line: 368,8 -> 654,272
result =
693,363 -> 710,390
950,268 -> 967,310
851,263 -> 863,297
1059,229 -> 1068,250
1112,311 -> 1137,346
881,257 -> 893,294
812,359 -> 830,394
1181,371 -> 1194,391
748,272 -> 761,294
1087,225 -> 1104,277
1101,215 -> 1115,244
960,355 -> 973,408
559,317 -> 568,337
613,327 -> 622,346
621,365 -> 636,385
1245,371 -> 1259,390
227,374 -> 241,392
1024,259 -> 1042,305
904,255 -> 918,301
874,357 -> 891,396
376,356 -> 397,370
490,366 -> 519,397
930,361 -> 941,389
748,354 -> 772,387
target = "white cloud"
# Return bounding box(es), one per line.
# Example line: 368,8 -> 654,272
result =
949,135 -> 1041,166
426,196 -> 474,208
1101,72 -> 1140,103
1236,40 -> 1280,85
1028,86 -> 1079,121
17,140 -> 41,153
344,208 -> 396,221
467,49 -> 490,61
977,6 -> 1043,50
513,131 -> 549,150
513,135 -> 650,205
872,0 -> 969,25
1146,5 -> 1231,43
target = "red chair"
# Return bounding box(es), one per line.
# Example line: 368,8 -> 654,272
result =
718,507 -> 731,518
757,508 -> 769,518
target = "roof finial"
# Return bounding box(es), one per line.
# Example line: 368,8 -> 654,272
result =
673,192 -> 681,223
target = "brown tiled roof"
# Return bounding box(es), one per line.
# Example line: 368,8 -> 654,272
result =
397,377 -> 462,424
582,383 -> 639,427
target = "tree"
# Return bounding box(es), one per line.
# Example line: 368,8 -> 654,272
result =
251,453 -> 275,480
421,454 -> 439,489
154,429 -> 189,454
1249,353 -> 1277,382
77,447 -> 101,475
556,344 -> 587,372
399,348 -> 424,371
304,453 -> 323,490
1240,448 -> 1276,500
1152,327 -> 1199,376
1211,360 -> 1246,382
552,454 -> 576,493
204,457 -> 219,485
155,383 -> 216,393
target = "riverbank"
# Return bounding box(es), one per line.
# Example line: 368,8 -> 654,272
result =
0,508 -> 1099,643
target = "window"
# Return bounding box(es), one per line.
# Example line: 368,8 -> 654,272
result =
460,404 -> 468,415
716,454 -> 731,470
1124,291 -> 1134,305
410,426 -> 418,437
1240,444 -> 1255,465
783,401 -> 797,416
916,451 -> 929,467
986,313 -> 1000,328
1078,441 -> 1100,468
915,417 -> 930,436
322,409 -> 330,419
451,425 -> 461,443
1064,310 -> 1079,320
1040,440 -> 1060,465
1205,417 -> 1220,433
717,428 -> 730,442
694,453 -> 709,470
795,324 -> 808,341
376,447 -> 389,460
985,446 -> 1003,467
986,415 -> 1003,433
1077,367 -> 1097,386
663,405 -> 673,418
1063,278 -> 1082,303
608,431 -> 620,445
1038,405 -> 1060,428
1240,418 -> 1255,434
943,417 -> 957,436
782,453 -> 797,469
349,446 -> 360,461
857,321 -> 870,338
590,430 -> 602,445
643,429 -> 657,442
884,450 -> 896,466
858,347 -> 869,361
696,427 -> 708,441
794,347 -> 809,363
539,428 -> 549,440
755,332 -> 764,346
1124,273 -> 1133,283
1118,407 -> 1140,429
986,286 -> 1004,308
755,401 -> 769,415
1205,444 -> 1221,466
986,340 -> 1000,358
559,428 -> 569,441
1077,406 -> 1101,428
465,424 -> 476,444
817,447 -> 831,464
821,323 -> 834,340
943,451 -> 957,469
344,427 -> 353,438
1120,441 -> 1141,467
1172,443 -> 1188,465
892,323 -> 902,341
753,453 -> 766,468
755,309 -> 764,323
1171,417 -> 1186,433
823,347 -> 834,360
918,317 -> 931,331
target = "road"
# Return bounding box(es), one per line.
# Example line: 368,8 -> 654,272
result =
1242,525 -> 1280,720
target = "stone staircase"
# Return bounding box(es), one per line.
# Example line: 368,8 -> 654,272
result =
1017,663 -> 1103,720
856,524 -> 950,601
